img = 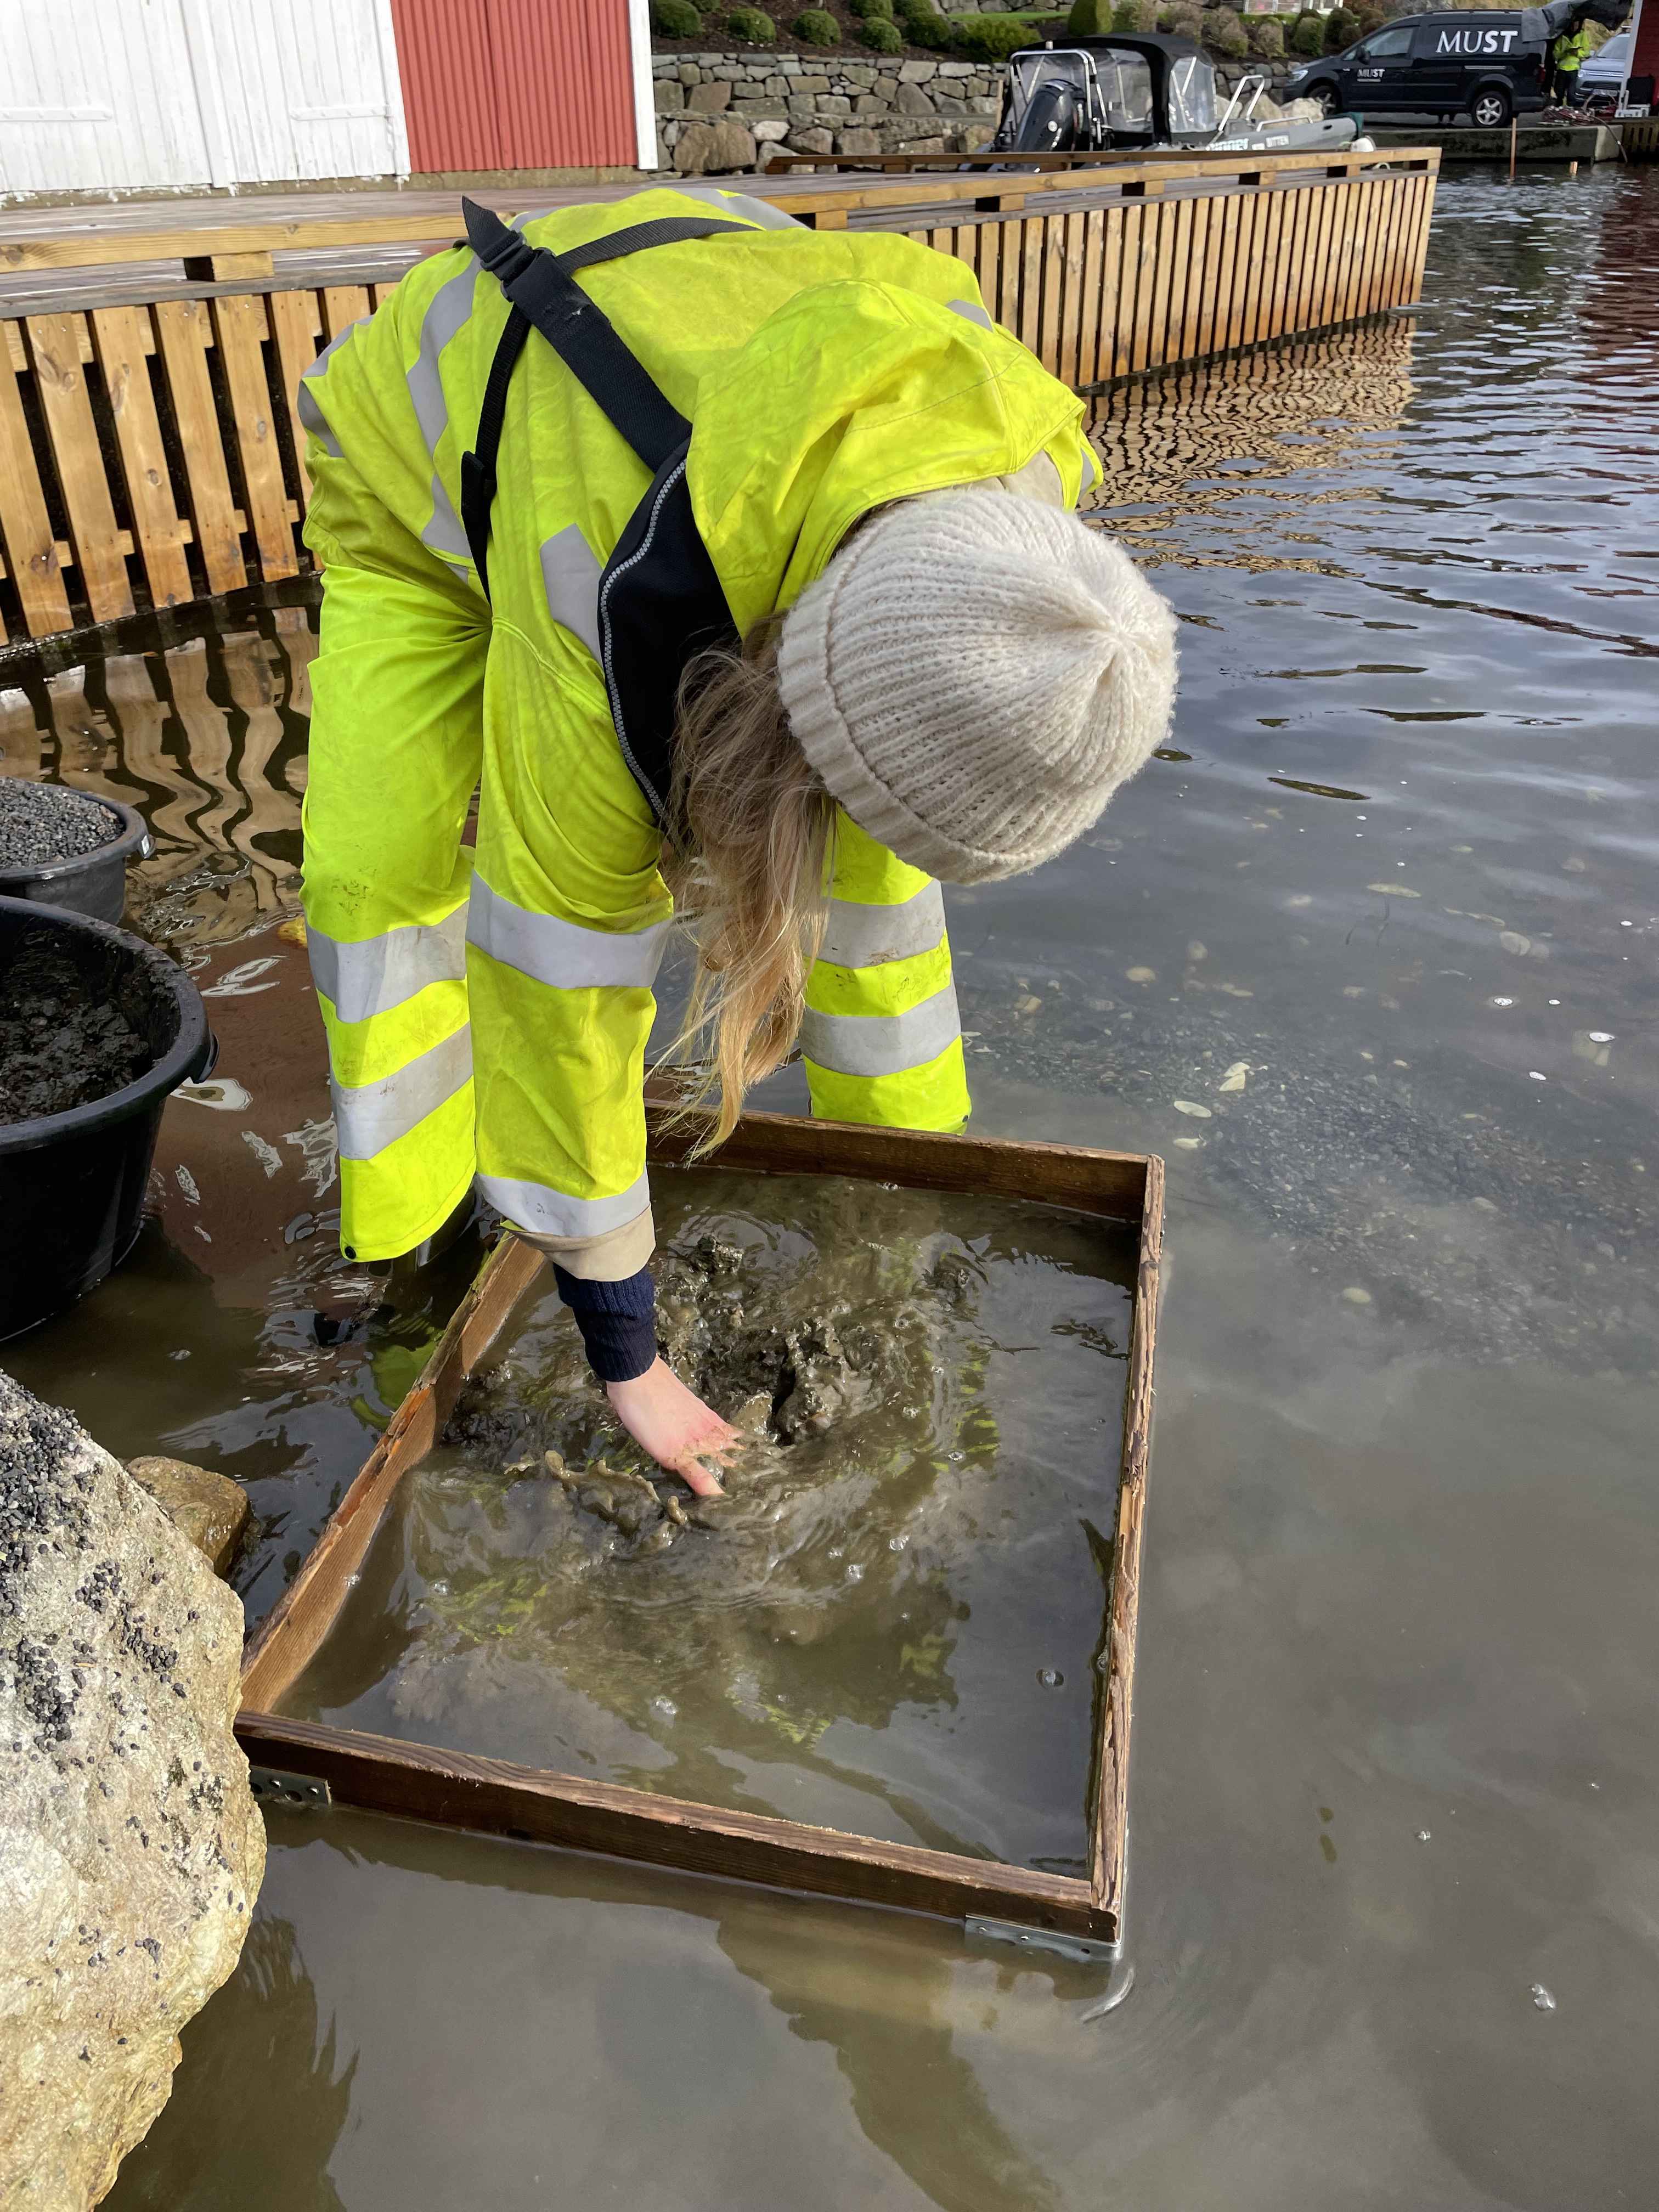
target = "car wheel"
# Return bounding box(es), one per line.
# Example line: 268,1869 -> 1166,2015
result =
1312,82 -> 1341,117
1470,86 -> 1511,127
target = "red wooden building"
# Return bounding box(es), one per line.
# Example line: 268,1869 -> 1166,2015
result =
390,0 -> 653,173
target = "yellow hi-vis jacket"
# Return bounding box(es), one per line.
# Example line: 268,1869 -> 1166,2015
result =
298,184 -> 1097,1272
1555,24 -> 1593,68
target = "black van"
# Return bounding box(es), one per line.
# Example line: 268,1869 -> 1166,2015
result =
1282,10 -> 1548,126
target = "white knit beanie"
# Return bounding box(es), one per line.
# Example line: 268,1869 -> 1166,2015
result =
775,486 -> 1178,885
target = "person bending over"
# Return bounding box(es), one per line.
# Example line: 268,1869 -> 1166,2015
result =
297,185 -> 1177,1492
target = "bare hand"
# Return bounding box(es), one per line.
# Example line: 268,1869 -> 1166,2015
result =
606,1359 -> 737,1497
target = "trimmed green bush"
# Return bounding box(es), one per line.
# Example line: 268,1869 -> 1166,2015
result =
901,10 -> 956,47
1204,5 -> 1248,56
848,0 -> 894,15
793,5 -> 841,40
862,13 -> 905,47
726,4 -> 776,38
1066,0 -> 1114,29
1246,14 -> 1283,57
1114,0 -> 1155,28
1324,5 -> 1359,48
951,14 -> 1033,60
650,0 -> 702,31
1290,12 -> 1325,54
1167,3 -> 1204,39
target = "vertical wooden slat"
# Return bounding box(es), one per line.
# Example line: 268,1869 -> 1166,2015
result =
1105,205 -> 1132,381
1239,188 -> 1271,348
1352,178 -> 1379,319
1307,180 -> 1340,330
1285,184 -> 1317,341
1194,192 -> 1227,364
266,289 -> 324,506
1037,212 -> 1066,377
0,321 -> 72,637
1221,193 -> 1250,354
1406,172 -> 1434,307
1143,202 -> 1177,375
1371,178 -> 1407,316
1265,185 -> 1292,339
89,305 -> 193,611
1018,216 -> 1043,360
1077,207 -> 1105,390
1118,205 -> 1146,375
977,217 -> 1002,329
1160,196 -> 1187,373
212,294 -> 298,582
321,285 -> 372,342
1058,211 -> 1085,390
1176,195 -> 1209,367
24,313 -> 134,623
1326,179 -> 1355,324
154,300 -> 245,597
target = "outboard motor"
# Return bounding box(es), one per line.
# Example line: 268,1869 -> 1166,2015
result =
1012,74 -> 1085,152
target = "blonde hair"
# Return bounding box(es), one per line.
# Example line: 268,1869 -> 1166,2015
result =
661,628 -> 836,1149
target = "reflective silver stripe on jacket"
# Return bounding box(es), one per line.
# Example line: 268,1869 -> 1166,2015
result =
477,1170 -> 652,1240
332,1025 -> 473,1160
820,881 -> 946,972
296,318 -> 369,459
308,904 -> 470,1025
663,183 -> 804,230
949,298 -> 994,331
467,873 -> 670,991
799,983 -> 961,1079
407,257 -> 481,566
540,527 -> 604,661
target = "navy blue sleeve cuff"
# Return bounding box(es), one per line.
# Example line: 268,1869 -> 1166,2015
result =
554,1264 -> 657,1384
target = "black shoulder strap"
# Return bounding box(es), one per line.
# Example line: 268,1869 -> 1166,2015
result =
459,199 -> 749,597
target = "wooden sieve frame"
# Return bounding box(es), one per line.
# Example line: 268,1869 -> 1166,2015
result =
236,1105 -> 1163,1951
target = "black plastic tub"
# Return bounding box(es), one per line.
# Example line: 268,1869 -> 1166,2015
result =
0,790 -> 151,924
0,897 -> 215,1340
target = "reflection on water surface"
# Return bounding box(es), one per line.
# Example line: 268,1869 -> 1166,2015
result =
7,163 -> 1656,2212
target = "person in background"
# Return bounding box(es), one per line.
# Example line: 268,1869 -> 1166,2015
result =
1551,14 -> 1594,104
296,185 -> 1178,1493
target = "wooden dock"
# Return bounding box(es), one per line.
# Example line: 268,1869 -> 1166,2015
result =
0,148 -> 1438,650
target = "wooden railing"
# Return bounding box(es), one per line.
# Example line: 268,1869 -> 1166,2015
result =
0,148 -> 1437,648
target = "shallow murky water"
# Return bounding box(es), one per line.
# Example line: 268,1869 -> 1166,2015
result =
285,1170 -> 1134,1864
5,163 -> 1657,2208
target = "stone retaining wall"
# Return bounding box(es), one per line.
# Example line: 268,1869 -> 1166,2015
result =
652,52 -> 1003,171
653,50 -> 1293,173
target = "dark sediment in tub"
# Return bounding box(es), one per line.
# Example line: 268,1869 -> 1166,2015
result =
0,932 -> 151,1124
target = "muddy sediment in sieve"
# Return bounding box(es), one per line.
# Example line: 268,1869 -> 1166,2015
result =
283,1169 -> 1137,1870
0,932 -> 153,1124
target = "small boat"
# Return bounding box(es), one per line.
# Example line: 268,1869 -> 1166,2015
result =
988,32 -> 1366,159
